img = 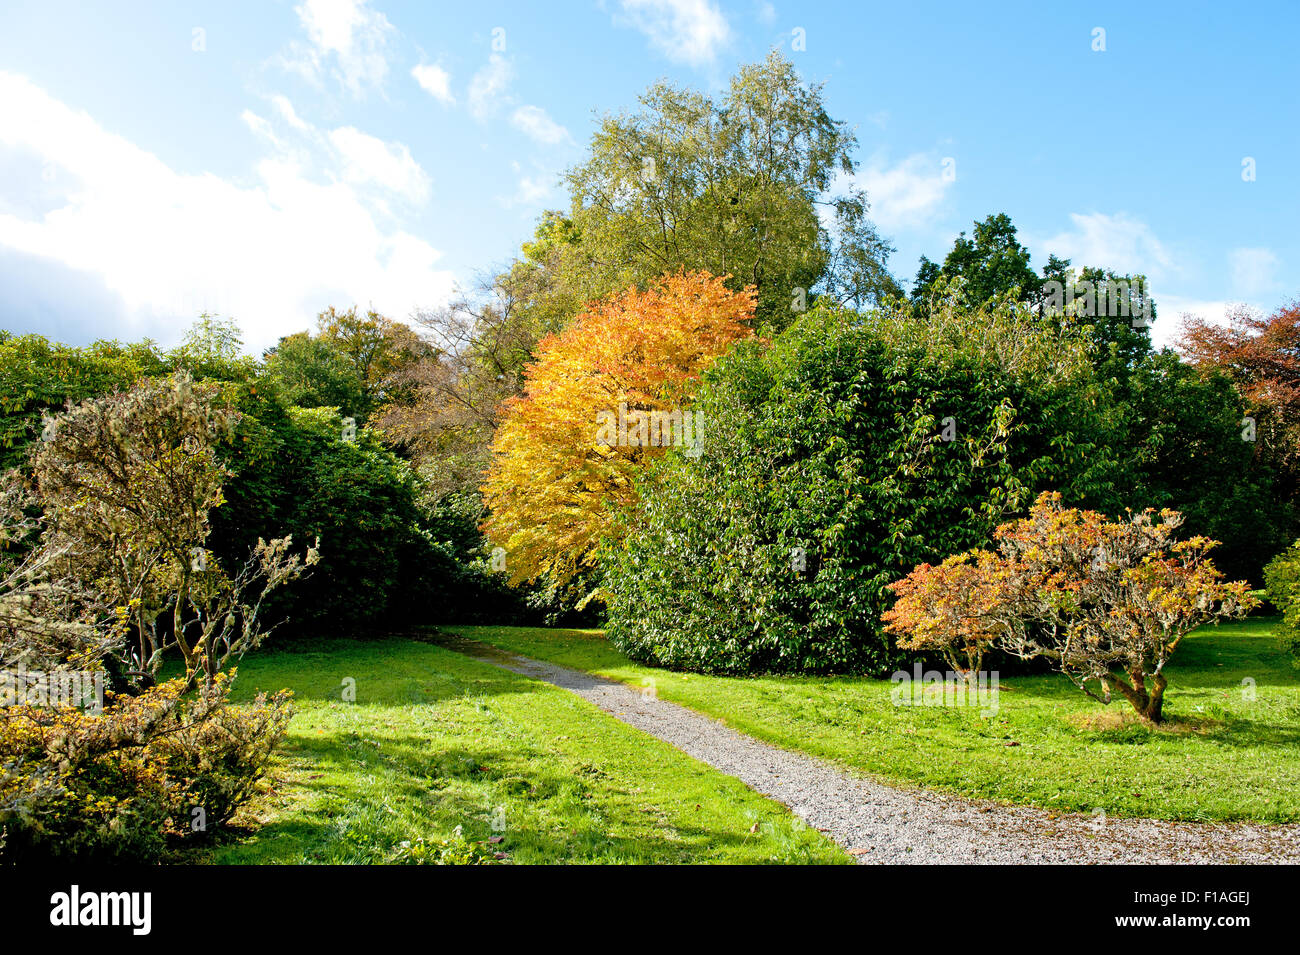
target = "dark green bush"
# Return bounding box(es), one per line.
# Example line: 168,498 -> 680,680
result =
0,334 -> 168,469
1264,541 -> 1300,665
210,392 -> 517,632
602,302 -> 1121,675
0,329 -> 515,637
1106,350 -> 1296,587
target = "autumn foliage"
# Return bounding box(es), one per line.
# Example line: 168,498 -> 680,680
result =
884,492 -> 1254,722
481,271 -> 755,592
1179,300 -> 1300,471
882,549 -> 1008,679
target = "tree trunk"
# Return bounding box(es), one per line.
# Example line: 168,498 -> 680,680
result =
1141,673 -> 1167,724
1112,669 -> 1167,724
1107,670 -> 1170,722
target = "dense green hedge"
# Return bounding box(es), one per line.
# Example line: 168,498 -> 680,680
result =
0,334 -> 169,469
1107,350 -> 1295,587
602,304 -> 1120,674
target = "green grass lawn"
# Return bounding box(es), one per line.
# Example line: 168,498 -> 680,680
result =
439,619 -> 1300,824
198,638 -> 847,864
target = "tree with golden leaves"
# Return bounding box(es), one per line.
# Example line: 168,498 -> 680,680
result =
481,271 -> 755,594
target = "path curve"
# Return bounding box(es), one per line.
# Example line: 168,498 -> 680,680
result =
434,634 -> 1300,864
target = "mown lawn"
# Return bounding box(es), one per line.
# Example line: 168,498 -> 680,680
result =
440,619 -> 1300,824
197,638 -> 847,864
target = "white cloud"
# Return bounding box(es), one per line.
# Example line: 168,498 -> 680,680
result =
240,109 -> 282,148
510,105 -> 570,145
0,71 -> 453,350
755,1 -> 777,26
328,126 -> 431,203
411,62 -> 454,105
1228,246 -> 1280,298
503,175 -> 553,208
468,54 -> 514,120
1034,212 -> 1177,281
288,0 -> 395,96
271,94 -> 310,131
245,97 -> 430,205
851,154 -> 954,232
619,0 -> 731,66
465,61 -> 568,148
497,160 -> 557,209
1154,296 -> 1245,350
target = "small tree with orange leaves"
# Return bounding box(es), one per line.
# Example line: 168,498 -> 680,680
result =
884,493 -> 1255,723
883,550 -> 1008,682
481,271 -> 755,596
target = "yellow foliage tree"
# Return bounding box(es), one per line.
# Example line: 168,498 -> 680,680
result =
481,271 -> 756,591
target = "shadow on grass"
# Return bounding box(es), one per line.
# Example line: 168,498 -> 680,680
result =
225,638 -> 550,706
1194,717 -> 1300,749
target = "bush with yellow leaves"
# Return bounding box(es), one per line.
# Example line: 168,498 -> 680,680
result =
0,673 -> 291,862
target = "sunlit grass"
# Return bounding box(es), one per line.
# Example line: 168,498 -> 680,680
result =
196,638 -> 847,864
443,619 -> 1300,823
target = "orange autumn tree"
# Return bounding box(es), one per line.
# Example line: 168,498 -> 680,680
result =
481,271 -> 755,594
882,549 -> 1009,681
884,493 -> 1254,723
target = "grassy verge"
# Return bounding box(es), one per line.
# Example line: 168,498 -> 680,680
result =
198,638 -> 847,864
439,619 -> 1300,824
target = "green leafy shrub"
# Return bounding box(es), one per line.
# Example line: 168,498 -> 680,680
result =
261,332 -> 368,420
602,301 -> 1121,674
1110,350 -> 1296,587
211,397 -> 509,631
150,679 -> 293,832
0,705 -> 171,862
1264,541 -> 1300,665
0,327 -> 511,636
1,374 -> 302,862
0,334 -> 168,470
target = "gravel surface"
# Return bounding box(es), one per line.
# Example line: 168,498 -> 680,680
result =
434,636 -> 1300,864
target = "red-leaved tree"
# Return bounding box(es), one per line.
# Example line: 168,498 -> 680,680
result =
1178,300 -> 1300,473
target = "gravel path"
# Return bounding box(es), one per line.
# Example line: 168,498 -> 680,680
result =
436,635 -> 1300,864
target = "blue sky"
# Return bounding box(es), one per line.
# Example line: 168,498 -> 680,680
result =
0,0 -> 1295,351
